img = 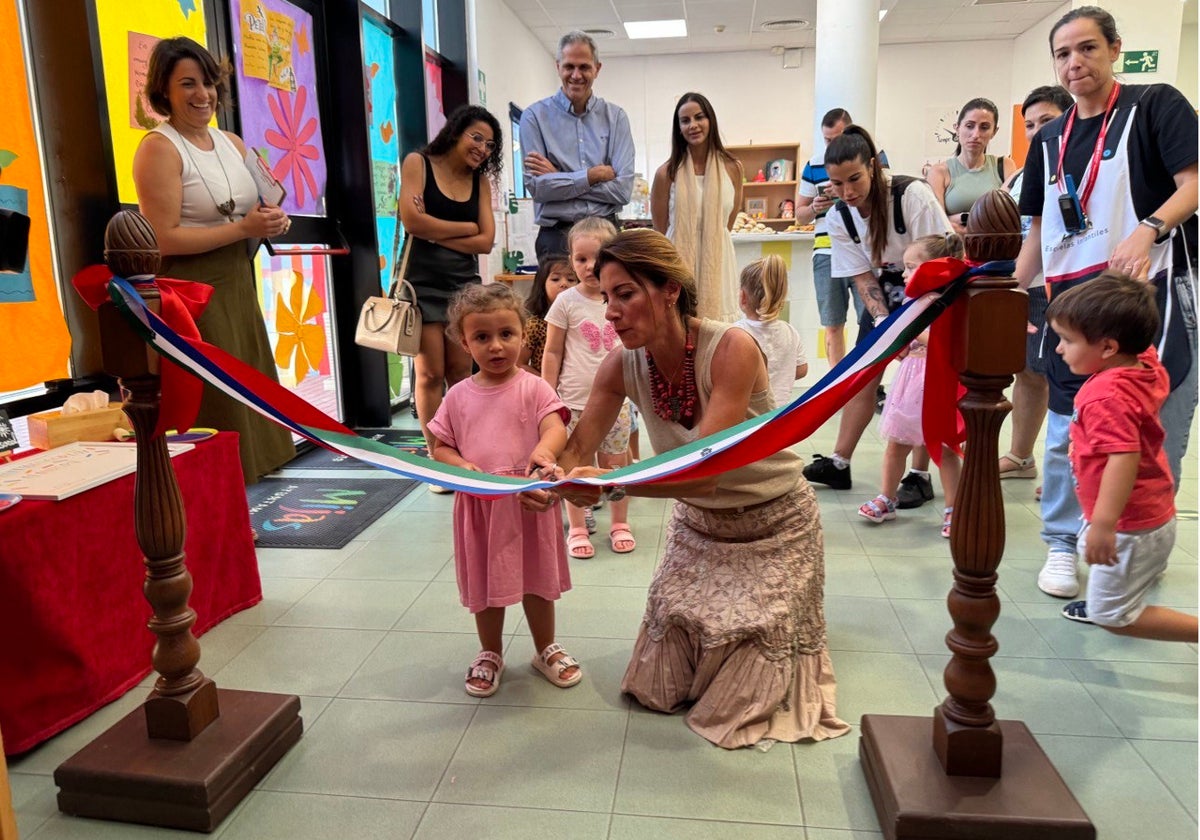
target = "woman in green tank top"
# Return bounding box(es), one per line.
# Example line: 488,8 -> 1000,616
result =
927,97 -> 1017,237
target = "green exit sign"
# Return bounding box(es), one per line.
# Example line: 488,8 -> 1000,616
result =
1117,50 -> 1160,73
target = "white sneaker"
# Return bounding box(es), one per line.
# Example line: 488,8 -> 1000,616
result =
1038,551 -> 1080,598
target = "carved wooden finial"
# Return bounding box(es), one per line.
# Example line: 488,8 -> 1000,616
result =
964,189 -> 1022,263
104,210 -> 160,278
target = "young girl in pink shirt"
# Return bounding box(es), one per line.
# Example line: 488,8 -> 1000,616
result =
428,284 -> 582,697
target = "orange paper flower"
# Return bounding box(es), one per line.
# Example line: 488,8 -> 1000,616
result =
274,270 -> 326,381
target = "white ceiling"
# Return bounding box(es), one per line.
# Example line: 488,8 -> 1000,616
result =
501,0 -> 1197,58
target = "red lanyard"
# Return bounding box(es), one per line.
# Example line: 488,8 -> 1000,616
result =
1056,82 -> 1121,213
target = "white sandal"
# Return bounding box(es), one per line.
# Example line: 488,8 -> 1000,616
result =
465,650 -> 504,697
998,452 -> 1037,480
531,642 -> 582,688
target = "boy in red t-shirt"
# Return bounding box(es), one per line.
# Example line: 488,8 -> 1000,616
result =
1045,273 -> 1197,641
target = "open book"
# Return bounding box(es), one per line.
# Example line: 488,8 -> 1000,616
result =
244,150 -> 287,257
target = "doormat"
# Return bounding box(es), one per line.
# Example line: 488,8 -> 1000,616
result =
247,477 -> 418,549
286,428 -> 428,471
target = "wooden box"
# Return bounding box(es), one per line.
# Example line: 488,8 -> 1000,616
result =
27,404 -> 126,450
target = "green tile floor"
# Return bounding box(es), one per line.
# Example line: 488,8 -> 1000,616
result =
7,405 -> 1197,839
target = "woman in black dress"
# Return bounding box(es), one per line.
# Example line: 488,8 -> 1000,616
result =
399,105 -> 502,471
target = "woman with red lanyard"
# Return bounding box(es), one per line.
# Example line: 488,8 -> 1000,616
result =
1016,5 -> 1198,600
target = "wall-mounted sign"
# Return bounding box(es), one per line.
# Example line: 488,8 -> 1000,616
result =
1117,50 -> 1159,74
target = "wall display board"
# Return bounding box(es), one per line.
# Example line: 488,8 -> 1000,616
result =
252,247 -> 342,422
92,0 -> 209,206
230,0 -> 328,217
362,13 -> 411,404
0,0 -> 72,391
424,51 -> 447,141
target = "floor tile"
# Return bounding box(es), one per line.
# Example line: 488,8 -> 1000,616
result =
391,582 -> 477,633
826,651 -> 941,723
867,554 -> 958,600
916,654 -> 1122,737
825,596 -> 912,654
433,705 -> 625,812
537,585 -> 649,641
210,626 -> 385,696
614,709 -> 803,825
9,771 -> 58,838
6,691 -> 148,776
1017,602 -> 1199,664
1129,738 -> 1199,819
890,598 -> 1055,658
223,577 -> 320,626
219,791 -> 425,840
253,544 -> 364,579
1065,658 -> 1198,740
329,538 -> 452,582
824,554 -> 886,599
414,803 -> 608,840
1038,733 -> 1198,839
791,726 -> 880,832
261,698 -> 474,799
608,814 -> 805,839
18,814 -> 217,840
273,578 -> 427,630
804,829 -> 885,839
338,630 -> 486,705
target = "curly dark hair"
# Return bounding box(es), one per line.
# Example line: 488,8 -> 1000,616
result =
145,37 -> 229,119
425,105 -> 504,179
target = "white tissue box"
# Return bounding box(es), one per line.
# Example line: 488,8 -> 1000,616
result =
27,404 -> 127,450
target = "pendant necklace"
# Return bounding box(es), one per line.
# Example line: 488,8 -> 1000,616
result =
175,125 -> 237,221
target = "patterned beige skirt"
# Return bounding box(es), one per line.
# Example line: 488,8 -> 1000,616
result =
621,482 -> 850,749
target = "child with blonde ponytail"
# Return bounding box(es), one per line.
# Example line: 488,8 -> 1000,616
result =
733,255 -> 807,408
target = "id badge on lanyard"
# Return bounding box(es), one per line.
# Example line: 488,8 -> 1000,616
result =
1056,83 -> 1121,240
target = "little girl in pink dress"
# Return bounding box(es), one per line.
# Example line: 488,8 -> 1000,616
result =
428,283 -> 581,698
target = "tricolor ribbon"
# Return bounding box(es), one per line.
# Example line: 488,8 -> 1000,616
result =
91,260 -> 1011,495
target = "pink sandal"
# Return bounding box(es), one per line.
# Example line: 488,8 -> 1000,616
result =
567,526 -> 594,559
465,650 -> 504,697
609,524 -> 636,553
857,494 -> 897,524
941,506 -> 953,539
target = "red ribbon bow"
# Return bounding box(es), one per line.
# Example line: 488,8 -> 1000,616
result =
72,266 -> 213,439
903,257 -> 971,468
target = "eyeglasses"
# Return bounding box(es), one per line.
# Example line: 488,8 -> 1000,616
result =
468,132 -> 497,152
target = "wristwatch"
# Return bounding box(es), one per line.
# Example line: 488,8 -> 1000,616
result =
602,484 -> 627,503
1139,215 -> 1170,243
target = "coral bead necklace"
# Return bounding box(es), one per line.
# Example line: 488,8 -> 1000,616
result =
646,324 -> 697,426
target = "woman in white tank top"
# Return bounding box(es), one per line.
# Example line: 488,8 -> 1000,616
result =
132,36 -> 295,484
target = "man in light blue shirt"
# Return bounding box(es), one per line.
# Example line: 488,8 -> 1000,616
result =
520,31 -> 635,261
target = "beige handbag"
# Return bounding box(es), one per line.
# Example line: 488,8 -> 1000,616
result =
354,239 -> 422,357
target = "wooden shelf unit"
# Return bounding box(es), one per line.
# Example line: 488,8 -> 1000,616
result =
728,142 -> 802,230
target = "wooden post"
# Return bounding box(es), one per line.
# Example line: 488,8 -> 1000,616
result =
54,211 -> 302,833
858,191 -> 1096,839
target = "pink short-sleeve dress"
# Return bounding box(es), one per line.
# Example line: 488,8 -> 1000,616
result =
428,371 -> 572,613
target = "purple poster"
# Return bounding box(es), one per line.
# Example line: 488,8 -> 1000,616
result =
230,0 -> 328,216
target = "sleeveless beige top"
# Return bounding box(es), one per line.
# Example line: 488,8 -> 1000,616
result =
622,319 -> 801,509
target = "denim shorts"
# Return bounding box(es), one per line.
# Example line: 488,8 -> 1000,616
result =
1080,518 -> 1176,628
813,253 -> 863,327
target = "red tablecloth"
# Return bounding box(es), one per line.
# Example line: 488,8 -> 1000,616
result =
0,433 -> 261,755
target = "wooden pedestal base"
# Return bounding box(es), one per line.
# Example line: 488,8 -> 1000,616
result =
54,690 -> 302,833
859,715 -> 1095,840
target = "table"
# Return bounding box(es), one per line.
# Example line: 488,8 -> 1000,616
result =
0,433 -> 261,755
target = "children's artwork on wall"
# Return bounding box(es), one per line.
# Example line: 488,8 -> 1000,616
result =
253,248 -> 341,421
0,0 -> 70,391
425,53 -> 447,141
363,15 -> 401,291
231,0 -> 328,217
93,0 -> 209,205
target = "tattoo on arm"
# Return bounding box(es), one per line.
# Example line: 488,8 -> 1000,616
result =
861,283 -> 887,319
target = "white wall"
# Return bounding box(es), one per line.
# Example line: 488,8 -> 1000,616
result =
1010,2 -> 1071,111
1177,22 -> 1198,107
470,0 -> 554,198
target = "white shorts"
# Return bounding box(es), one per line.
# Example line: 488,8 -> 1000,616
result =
567,402 -> 631,457
1080,518 -> 1176,628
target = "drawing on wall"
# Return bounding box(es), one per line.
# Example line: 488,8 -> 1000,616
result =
364,16 -> 401,289
232,0 -> 328,216
128,32 -> 167,129
0,0 -> 70,390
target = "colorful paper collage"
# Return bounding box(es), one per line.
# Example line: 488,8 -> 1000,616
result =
363,16 -> 401,290
231,0 -> 328,216
0,0 -> 70,390
253,249 -> 341,421
93,0 -> 209,205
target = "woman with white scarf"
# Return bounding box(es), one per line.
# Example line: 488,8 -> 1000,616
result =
650,92 -> 742,323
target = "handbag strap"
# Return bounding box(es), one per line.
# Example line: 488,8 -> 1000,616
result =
386,235 -> 415,301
